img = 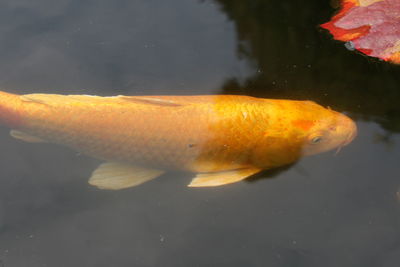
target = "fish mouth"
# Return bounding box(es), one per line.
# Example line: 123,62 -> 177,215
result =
342,126 -> 357,146
335,115 -> 357,155
335,117 -> 357,155
344,119 -> 357,145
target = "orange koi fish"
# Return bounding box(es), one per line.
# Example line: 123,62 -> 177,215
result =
0,91 -> 357,189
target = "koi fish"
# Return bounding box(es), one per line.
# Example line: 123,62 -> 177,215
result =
0,91 -> 357,189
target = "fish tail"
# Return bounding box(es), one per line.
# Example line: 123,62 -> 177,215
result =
0,90 -> 24,128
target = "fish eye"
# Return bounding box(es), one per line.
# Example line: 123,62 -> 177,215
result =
310,136 -> 323,144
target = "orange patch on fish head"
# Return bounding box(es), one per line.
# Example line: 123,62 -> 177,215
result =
292,119 -> 315,132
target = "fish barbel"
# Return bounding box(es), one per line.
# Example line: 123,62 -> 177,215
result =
0,91 -> 357,189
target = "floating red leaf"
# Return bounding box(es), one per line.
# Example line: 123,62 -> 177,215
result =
321,0 -> 400,64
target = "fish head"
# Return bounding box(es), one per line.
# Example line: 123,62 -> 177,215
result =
298,103 -> 357,156
251,100 -> 356,169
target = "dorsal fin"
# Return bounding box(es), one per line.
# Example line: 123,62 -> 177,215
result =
20,94 -> 192,107
20,94 -> 105,105
20,94 -> 52,105
19,94 -> 242,107
117,96 -> 185,107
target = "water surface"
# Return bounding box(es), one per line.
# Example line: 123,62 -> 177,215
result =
0,1 -> 399,266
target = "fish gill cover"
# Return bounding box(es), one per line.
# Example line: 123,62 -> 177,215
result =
321,0 -> 400,64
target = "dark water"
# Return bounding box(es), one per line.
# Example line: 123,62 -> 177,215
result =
0,0 -> 399,266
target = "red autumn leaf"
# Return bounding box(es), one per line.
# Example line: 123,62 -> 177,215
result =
321,0 -> 400,64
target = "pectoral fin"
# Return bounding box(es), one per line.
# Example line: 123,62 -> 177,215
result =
89,162 -> 164,190
10,130 -> 47,143
188,167 -> 261,187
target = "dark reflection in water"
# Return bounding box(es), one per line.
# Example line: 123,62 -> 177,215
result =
215,0 -> 400,133
0,1 -> 399,267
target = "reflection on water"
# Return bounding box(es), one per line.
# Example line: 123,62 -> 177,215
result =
0,0 -> 398,267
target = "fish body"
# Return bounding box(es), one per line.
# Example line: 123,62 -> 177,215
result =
0,91 -> 357,189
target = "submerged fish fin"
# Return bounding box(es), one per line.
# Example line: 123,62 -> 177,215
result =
188,167 -> 261,187
20,94 -> 213,107
21,94 -> 185,106
10,130 -> 47,143
20,94 -> 105,105
117,96 -> 185,107
88,162 -> 164,190
20,94 -> 51,105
